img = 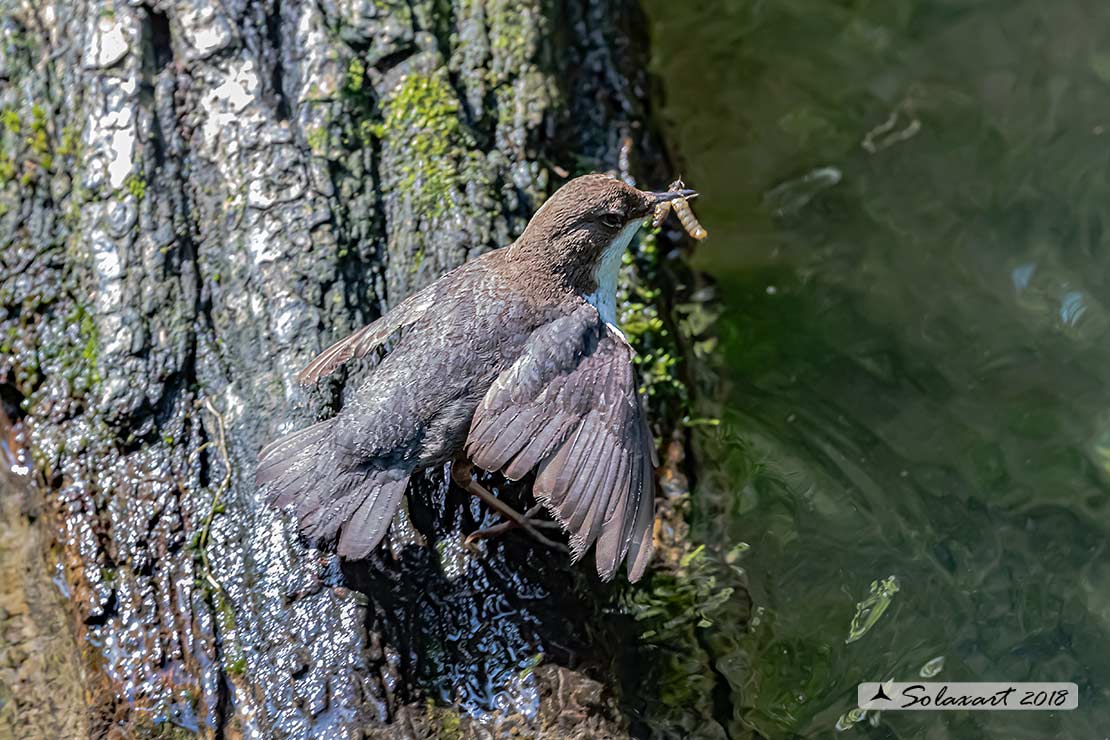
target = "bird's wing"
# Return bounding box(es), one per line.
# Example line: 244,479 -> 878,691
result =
466,302 -> 657,581
297,282 -> 439,385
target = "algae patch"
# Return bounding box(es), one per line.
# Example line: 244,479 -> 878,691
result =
125,174 -> 146,201
375,71 -> 470,219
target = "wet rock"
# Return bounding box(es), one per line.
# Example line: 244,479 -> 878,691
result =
84,13 -> 133,70
177,2 -> 234,60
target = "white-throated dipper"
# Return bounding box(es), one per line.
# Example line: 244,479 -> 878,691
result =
256,174 -> 697,581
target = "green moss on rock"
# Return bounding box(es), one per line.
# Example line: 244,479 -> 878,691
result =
376,71 -> 469,219
126,174 -> 146,200
423,698 -> 463,739
345,57 -> 365,95
486,0 -> 536,81
1,110 -> 19,134
305,125 -> 329,156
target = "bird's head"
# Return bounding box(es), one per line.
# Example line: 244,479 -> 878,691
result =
514,174 -> 696,312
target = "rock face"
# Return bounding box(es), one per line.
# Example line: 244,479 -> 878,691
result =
0,1 -> 727,737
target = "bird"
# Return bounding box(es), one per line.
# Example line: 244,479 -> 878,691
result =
256,174 -> 697,582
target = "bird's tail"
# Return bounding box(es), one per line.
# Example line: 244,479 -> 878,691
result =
256,419 -> 410,558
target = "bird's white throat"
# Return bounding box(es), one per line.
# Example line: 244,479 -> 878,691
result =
584,220 -> 641,326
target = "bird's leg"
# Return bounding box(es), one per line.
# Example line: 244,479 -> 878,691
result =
450,460 -> 567,552
464,504 -> 564,542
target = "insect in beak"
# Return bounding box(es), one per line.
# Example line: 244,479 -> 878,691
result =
651,180 -> 707,240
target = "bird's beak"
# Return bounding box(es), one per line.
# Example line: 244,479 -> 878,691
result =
649,189 -> 698,204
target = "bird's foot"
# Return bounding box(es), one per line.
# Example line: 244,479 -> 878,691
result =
451,461 -> 567,552
464,504 -> 567,552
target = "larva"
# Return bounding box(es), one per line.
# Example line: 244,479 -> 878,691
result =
672,197 -> 707,240
653,178 -> 707,240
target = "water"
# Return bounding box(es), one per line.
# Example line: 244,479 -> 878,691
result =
644,0 -> 1110,737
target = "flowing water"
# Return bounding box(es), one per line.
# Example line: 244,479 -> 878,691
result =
644,0 -> 1110,737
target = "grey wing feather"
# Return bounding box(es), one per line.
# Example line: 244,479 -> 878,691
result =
297,284 -> 438,385
466,302 -> 657,582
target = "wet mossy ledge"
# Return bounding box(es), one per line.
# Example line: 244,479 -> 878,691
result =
0,1 -> 750,737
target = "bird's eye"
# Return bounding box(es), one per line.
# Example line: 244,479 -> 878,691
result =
600,212 -> 623,229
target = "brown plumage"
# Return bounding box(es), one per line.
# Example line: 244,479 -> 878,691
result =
257,174 -> 695,581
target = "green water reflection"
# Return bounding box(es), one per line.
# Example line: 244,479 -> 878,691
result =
644,0 -> 1110,737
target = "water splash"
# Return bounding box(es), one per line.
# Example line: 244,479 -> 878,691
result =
861,106 -> 921,153
845,576 -> 900,644
763,167 -> 842,217
834,707 -> 868,732
920,655 -> 945,678
1059,291 -> 1088,327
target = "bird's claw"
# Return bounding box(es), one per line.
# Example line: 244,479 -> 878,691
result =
453,462 -> 569,552
465,505 -> 569,553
